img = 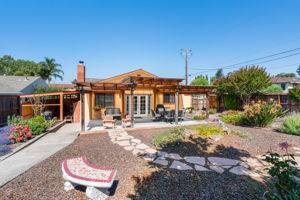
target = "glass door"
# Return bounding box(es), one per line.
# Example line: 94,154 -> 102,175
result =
126,95 -> 151,117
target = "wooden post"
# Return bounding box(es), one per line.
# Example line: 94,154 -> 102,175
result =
130,84 -> 135,128
80,90 -> 85,132
60,93 -> 63,121
121,90 -> 125,118
153,90 -> 156,111
206,93 -> 210,119
175,89 -> 179,125
91,91 -> 95,120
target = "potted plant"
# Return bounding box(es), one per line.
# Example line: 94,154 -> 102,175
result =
94,106 -> 101,119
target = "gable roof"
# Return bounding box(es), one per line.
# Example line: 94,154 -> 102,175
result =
271,77 -> 300,83
0,75 -> 46,95
99,69 -> 157,83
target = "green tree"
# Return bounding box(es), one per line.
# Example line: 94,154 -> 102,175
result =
297,65 -> 300,76
39,57 -> 64,82
190,75 -> 209,86
260,85 -> 283,93
275,73 -> 296,77
215,66 -> 271,105
215,68 -> 224,78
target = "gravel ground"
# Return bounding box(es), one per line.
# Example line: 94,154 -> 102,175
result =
2,123 -> 297,200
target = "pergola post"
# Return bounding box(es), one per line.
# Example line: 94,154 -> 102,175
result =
59,93 -> 64,121
206,92 -> 210,119
80,89 -> 85,132
130,84 -> 135,128
175,89 -> 179,125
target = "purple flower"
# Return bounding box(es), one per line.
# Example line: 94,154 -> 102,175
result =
279,142 -> 291,150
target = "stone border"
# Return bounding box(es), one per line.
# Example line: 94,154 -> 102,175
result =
108,129 -> 266,177
0,121 -> 66,161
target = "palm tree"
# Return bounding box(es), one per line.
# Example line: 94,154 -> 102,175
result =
39,57 -> 64,83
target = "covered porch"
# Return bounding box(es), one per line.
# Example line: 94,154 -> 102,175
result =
76,76 -> 215,132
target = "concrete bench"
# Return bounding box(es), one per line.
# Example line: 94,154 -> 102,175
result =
62,157 -> 117,200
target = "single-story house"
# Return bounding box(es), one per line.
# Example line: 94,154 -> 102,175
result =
271,77 -> 300,93
0,75 -> 47,125
75,62 -> 215,130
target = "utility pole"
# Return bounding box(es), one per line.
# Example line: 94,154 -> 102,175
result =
180,49 -> 192,85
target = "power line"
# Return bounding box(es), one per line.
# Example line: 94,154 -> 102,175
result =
190,47 -> 300,71
189,51 -> 300,76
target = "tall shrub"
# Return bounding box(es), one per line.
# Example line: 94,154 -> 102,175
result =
288,87 -> 300,102
243,100 -> 286,127
216,66 -> 271,105
224,95 -> 238,110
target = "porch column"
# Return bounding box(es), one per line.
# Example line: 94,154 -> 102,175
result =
130,84 -> 135,128
121,90 -> 126,118
175,89 -> 179,125
80,89 -> 85,132
60,93 -> 63,121
206,93 -> 210,119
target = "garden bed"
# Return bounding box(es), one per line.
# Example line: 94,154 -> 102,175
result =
0,120 -> 64,158
0,132 -> 265,200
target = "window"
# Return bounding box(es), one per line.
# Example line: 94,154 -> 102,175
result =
164,93 -> 175,103
280,83 -> 286,91
95,93 -> 114,108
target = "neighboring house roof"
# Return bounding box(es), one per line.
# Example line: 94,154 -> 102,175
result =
48,83 -> 76,89
85,78 -> 103,83
0,75 -> 47,95
271,77 -> 300,83
99,69 -> 157,83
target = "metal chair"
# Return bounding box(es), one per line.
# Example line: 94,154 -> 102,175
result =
164,110 -> 175,123
151,109 -> 161,121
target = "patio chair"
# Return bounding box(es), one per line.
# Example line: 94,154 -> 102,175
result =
164,110 -> 175,123
156,104 -> 165,116
105,108 -> 122,120
178,109 -> 186,121
62,156 -> 117,200
122,115 -> 132,128
151,109 -> 161,121
103,115 -> 116,129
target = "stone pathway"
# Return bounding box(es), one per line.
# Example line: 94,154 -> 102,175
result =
108,129 -> 270,177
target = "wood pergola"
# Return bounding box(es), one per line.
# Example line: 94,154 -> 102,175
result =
76,76 -> 215,132
19,91 -> 80,121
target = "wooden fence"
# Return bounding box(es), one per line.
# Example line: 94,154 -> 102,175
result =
191,94 -> 218,110
0,95 -> 20,126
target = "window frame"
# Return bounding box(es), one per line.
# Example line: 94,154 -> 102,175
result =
95,93 -> 115,108
163,93 -> 175,103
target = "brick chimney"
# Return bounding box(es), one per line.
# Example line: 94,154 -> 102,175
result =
77,61 -> 85,82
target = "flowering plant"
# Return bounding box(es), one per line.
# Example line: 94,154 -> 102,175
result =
7,125 -> 32,143
242,100 -> 286,127
263,142 -> 300,199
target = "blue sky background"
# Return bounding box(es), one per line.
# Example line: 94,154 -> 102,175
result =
0,0 -> 300,83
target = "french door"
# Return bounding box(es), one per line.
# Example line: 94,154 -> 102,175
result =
126,95 -> 151,117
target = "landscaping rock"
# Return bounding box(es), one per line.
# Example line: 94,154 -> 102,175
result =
184,156 -> 205,165
135,143 -> 150,150
116,140 -> 131,146
157,151 -> 168,157
132,149 -> 145,156
169,161 -> 193,170
116,136 -> 133,141
221,166 -> 232,169
209,166 -> 224,174
166,153 -> 182,160
195,165 -> 210,171
241,157 -> 264,167
142,153 -> 156,161
145,148 -> 157,154
208,157 -> 239,166
131,139 -> 141,144
229,166 -> 252,176
153,157 -> 169,166
123,146 -> 135,151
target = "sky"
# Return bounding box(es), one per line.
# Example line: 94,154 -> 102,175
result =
0,0 -> 300,83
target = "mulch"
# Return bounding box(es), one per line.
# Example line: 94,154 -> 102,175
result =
1,123 -> 299,200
